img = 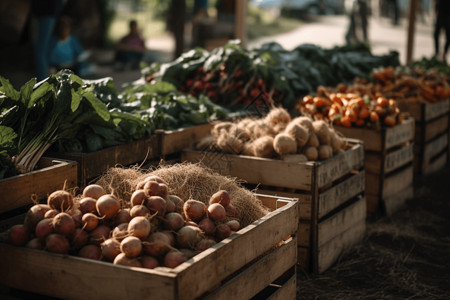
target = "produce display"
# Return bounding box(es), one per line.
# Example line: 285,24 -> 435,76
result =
143,41 -> 399,110
2,163 -> 269,269
197,107 -> 348,162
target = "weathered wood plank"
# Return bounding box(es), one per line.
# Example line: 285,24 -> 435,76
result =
335,126 -> 383,151
398,99 -> 449,121
265,274 -> 296,300
318,171 -> 365,219
415,115 -> 449,143
382,165 -> 414,198
385,118 -> 415,149
422,152 -> 448,176
0,158 -> 77,214
297,247 -> 309,271
203,237 -> 296,300
384,143 -> 414,174
176,200 -> 299,300
422,133 -> 448,167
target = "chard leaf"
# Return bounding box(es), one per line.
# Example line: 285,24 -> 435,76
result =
0,76 -> 20,101
20,78 -> 37,108
82,91 -> 110,122
0,125 -> 17,152
71,88 -> 82,112
30,82 -> 53,106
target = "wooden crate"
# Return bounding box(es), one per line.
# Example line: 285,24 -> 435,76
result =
0,195 -> 298,300
336,118 -> 415,215
398,99 -> 449,175
182,140 -> 366,274
46,135 -> 159,188
0,157 -> 77,214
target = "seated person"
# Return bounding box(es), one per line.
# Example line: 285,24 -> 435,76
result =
114,20 -> 147,70
48,16 -> 91,76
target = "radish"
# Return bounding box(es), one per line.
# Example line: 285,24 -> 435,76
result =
216,224 -> 232,241
96,194 -> 120,219
45,233 -> 69,253
120,236 -> 142,258
82,184 -> 105,200
198,218 -> 216,236
164,250 -> 187,268
165,198 -> 176,213
157,183 -> 168,198
114,253 -> 142,267
209,190 -> 230,207
78,197 -> 97,214
70,228 -> 89,249
26,238 -> 44,249
185,220 -> 199,227
44,209 -> 60,219
225,204 -> 236,217
130,189 -> 147,206
137,175 -> 166,189
47,190 -> 73,211
101,238 -> 121,262
82,213 -> 99,231
141,255 -> 159,269
114,209 -> 131,225
52,212 -> 76,236
143,181 -> 160,197
24,204 -> 51,230
143,232 -> 171,256
161,230 -> 175,247
35,218 -> 54,240
90,225 -> 111,245
71,210 -> 83,228
168,195 -> 184,213
112,223 -> 129,241
129,205 -> 150,218
127,216 -> 151,239
146,196 -> 166,216
78,244 -> 102,260
196,238 -> 216,251
8,224 -> 29,246
183,199 -> 207,222
226,220 -> 240,232
176,225 -> 203,249
163,212 -> 185,231
207,203 -> 226,222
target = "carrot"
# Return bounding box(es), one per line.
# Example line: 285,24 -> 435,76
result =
376,97 -> 389,107
370,111 -> 379,122
358,107 -> 370,119
340,115 -> 352,127
384,115 -> 397,126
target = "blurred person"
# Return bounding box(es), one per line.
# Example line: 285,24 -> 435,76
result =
32,0 -> 65,81
345,0 -> 368,45
47,16 -> 92,76
166,0 -> 186,59
114,19 -> 147,70
390,0 -> 399,25
434,0 -> 450,63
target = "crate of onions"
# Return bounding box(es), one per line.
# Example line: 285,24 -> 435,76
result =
0,163 -> 298,300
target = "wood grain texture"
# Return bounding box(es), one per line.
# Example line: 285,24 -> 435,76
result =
157,123 -> 213,156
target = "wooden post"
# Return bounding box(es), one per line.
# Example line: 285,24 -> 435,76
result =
234,0 -> 247,48
406,0 -> 419,64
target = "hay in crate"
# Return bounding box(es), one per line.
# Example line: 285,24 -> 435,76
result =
95,162 -> 269,227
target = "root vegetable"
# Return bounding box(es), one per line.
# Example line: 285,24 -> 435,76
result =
114,209 -> 131,225
161,230 -> 175,247
146,196 -> 167,216
52,212 -> 76,236
45,233 -> 69,254
303,146 -> 318,161
293,116 -> 314,133
114,252 -> 142,267
141,255 -> 159,269
168,195 -> 184,213
164,250 -> 187,268
35,218 -> 54,240
96,194 -> 120,219
129,205 -> 150,218
90,225 -> 111,245
143,181 -> 161,197
8,224 -> 29,246
112,223 -> 129,241
265,107 -> 291,126
78,197 -> 97,214
24,204 -> 51,230
176,225 -> 203,249
217,134 -> 243,154
209,190 -> 230,207
70,228 -> 89,249
216,224 -> 232,241
158,183 -> 168,198
330,130 -> 345,153
78,244 -> 102,260
120,236 -> 142,258
178,248 -> 199,259
47,190 -> 73,211
82,184 -> 106,200
130,189 -> 147,206
81,213 -> 99,231
196,238 -> 216,251
198,218 -> 215,236
137,175 -> 166,190
101,238 -> 121,261
285,122 -> 309,147
241,142 -> 255,156
225,204 -> 236,217
183,199 -> 207,222
318,145 -> 333,160
44,209 -> 59,219
143,232 -> 171,256
71,210 -> 83,228
207,203 -> 226,222
306,133 -> 320,148
273,133 -> 297,155
164,212 -> 185,231
253,136 -> 275,158
313,120 -> 331,145
165,198 -> 176,213
226,220 -> 240,232
26,238 -> 44,249
127,216 -> 151,239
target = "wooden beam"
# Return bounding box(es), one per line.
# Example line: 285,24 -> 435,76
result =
406,0 -> 419,64
234,0 -> 247,48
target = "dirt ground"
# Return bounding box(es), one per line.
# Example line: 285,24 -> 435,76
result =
297,165 -> 450,300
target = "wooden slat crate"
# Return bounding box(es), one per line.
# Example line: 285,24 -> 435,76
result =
398,99 -> 449,175
181,140 -> 366,274
336,117 -> 415,215
0,195 -> 298,300
0,157 -> 77,214
46,135 -> 159,188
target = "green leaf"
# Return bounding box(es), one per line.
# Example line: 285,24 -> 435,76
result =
0,76 -> 20,101
82,91 -> 111,121
30,82 -> 53,107
71,88 -> 82,112
0,125 -> 17,152
20,78 -> 37,108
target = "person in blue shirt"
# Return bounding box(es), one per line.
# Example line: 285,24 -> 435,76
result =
48,16 -> 90,76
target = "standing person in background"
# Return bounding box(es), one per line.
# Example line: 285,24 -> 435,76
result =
390,0 -> 399,25
166,0 -> 186,59
114,20 -> 147,70
32,0 -> 65,81
345,0 -> 368,45
434,0 -> 450,63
